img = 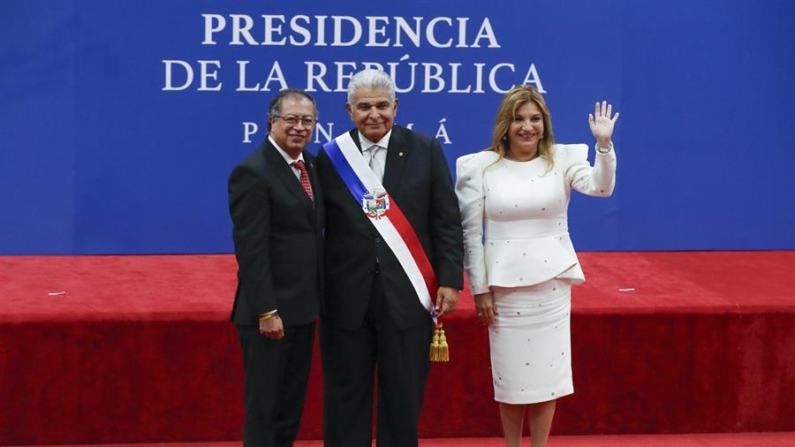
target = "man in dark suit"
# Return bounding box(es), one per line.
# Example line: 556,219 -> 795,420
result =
317,69 -> 464,447
228,89 -> 323,447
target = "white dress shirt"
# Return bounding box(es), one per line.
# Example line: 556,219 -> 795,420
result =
269,135 -> 307,181
359,130 -> 392,183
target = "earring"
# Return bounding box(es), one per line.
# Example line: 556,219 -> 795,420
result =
502,135 -> 507,140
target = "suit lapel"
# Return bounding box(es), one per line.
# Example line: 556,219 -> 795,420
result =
347,126 -> 408,191
262,142 -> 315,210
349,129 -> 363,152
382,126 -> 409,191
304,155 -> 321,202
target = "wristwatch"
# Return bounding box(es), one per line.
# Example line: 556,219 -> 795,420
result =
596,142 -> 613,154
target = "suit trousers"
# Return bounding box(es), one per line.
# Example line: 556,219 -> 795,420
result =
321,269 -> 433,447
237,320 -> 316,447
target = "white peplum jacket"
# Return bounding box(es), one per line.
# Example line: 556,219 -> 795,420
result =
455,144 -> 617,296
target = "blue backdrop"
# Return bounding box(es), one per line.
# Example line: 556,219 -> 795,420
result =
2,0 -> 794,255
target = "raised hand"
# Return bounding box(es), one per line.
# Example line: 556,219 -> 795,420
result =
588,100 -> 620,147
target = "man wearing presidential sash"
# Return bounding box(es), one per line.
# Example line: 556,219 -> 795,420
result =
317,69 -> 464,446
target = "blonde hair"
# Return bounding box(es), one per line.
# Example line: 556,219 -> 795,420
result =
488,85 -> 555,171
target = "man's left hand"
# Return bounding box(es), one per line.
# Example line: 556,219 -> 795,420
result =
434,286 -> 460,318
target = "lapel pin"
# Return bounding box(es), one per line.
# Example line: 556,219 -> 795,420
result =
399,152 -> 404,157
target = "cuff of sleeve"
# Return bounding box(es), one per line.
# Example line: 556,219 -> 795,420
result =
470,285 -> 491,295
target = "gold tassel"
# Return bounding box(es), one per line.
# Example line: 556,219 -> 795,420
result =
437,324 -> 449,362
430,325 -> 440,361
430,323 -> 449,362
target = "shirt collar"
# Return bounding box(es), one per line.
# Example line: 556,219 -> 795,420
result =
268,135 -> 306,165
358,129 -> 392,151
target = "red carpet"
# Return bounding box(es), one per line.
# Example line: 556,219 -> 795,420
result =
1,252 -> 794,445
11,433 -> 795,447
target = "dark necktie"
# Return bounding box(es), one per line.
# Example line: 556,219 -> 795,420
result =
292,160 -> 314,201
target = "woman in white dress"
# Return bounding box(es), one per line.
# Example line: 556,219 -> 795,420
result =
455,86 -> 619,447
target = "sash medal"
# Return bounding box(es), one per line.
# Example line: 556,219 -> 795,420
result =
323,133 -> 450,362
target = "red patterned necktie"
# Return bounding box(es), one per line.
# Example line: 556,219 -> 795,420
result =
292,160 -> 314,201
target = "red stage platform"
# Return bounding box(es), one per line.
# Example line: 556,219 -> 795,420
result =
1,252 -> 794,445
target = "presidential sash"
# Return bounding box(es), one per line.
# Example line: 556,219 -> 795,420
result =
322,132 -> 439,319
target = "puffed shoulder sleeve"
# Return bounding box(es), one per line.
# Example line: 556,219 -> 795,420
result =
455,152 -> 494,295
560,143 -> 617,197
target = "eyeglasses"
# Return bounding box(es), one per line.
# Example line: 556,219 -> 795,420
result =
273,115 -> 315,127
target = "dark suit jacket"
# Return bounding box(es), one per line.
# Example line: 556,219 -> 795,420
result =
317,125 -> 463,330
228,139 -> 324,327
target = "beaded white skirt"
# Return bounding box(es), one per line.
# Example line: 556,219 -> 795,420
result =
489,279 -> 574,404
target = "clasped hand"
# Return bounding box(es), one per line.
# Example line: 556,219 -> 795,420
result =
259,315 -> 284,340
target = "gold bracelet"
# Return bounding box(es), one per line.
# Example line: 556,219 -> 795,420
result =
259,312 -> 278,322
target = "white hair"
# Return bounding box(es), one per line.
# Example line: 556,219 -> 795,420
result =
346,69 -> 396,103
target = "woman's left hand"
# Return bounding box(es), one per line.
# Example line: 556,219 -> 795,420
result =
588,100 -> 620,147
474,292 -> 497,326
